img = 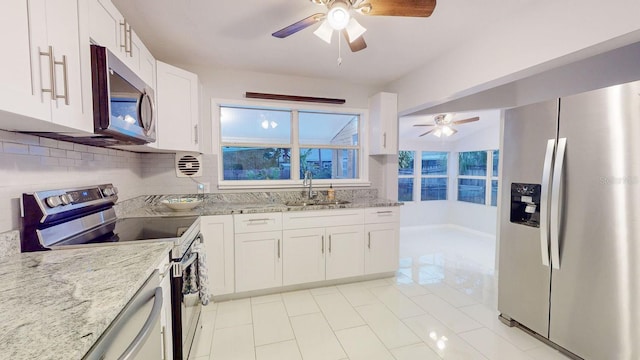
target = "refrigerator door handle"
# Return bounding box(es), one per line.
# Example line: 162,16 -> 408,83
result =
539,139 -> 556,267
550,137 -> 567,270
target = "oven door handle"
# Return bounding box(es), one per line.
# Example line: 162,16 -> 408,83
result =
172,253 -> 198,278
118,287 -> 163,360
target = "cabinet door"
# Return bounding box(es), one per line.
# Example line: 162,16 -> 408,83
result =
0,1 -> 50,122
137,39 -> 156,89
368,92 -> 398,155
325,225 -> 364,280
45,0 -> 92,132
364,223 -> 399,274
201,215 -> 234,296
156,61 -> 199,152
235,231 -> 282,292
283,228 -> 326,286
88,0 -> 124,56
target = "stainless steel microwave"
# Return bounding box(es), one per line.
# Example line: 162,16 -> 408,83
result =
90,45 -> 156,145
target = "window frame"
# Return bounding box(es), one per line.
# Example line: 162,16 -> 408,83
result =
456,149 -> 499,206
397,149 -> 450,202
213,99 -> 369,189
397,150 -> 416,202
420,151 -> 449,201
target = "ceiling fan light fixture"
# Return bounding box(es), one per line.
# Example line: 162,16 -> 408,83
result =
345,18 -> 367,43
313,20 -> 334,43
327,1 -> 351,30
441,125 -> 455,137
433,127 -> 443,138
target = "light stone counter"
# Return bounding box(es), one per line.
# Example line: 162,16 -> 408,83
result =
0,242 -> 172,360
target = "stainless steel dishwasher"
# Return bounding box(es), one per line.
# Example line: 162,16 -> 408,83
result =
83,270 -> 163,360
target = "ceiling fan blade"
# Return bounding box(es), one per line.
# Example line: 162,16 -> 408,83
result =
342,30 -> 367,52
452,116 -> 480,125
272,13 -> 325,38
362,0 -> 436,17
413,124 -> 434,127
419,128 -> 436,137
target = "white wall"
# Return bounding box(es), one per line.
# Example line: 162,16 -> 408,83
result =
387,0 -> 640,114
399,111 -> 501,235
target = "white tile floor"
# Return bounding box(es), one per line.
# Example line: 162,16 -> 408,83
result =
190,225 -> 571,360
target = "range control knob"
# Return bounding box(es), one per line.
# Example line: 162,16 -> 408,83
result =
45,196 -> 62,208
111,187 -> 118,195
60,194 -> 74,205
102,188 -> 113,196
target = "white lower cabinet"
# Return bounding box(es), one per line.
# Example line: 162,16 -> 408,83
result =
235,231 -> 282,292
200,215 -> 234,296
364,207 -> 400,274
282,209 -> 365,286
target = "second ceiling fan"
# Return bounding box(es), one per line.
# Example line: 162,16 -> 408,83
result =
415,114 -> 480,137
272,0 -> 437,52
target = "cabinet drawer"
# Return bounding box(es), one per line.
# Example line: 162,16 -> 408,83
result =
283,209 -> 364,230
364,207 -> 399,224
234,213 -> 282,233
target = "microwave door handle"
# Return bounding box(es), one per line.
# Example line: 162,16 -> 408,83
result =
539,139 -> 555,267
118,287 -> 163,360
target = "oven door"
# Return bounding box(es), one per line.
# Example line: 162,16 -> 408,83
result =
171,237 -> 202,360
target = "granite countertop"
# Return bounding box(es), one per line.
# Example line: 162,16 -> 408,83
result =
121,196 -> 402,218
0,242 -> 172,360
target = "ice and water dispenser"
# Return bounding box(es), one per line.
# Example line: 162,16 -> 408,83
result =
510,183 -> 541,227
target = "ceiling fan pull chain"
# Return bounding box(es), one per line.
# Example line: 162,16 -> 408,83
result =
337,34 -> 343,66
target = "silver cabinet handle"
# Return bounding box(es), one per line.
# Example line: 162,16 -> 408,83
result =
383,132 -> 387,148
321,235 -> 324,254
120,21 -> 127,53
54,54 -> 69,105
194,124 -> 199,144
119,287 -> 163,360
368,232 -> 371,249
328,235 -> 332,253
120,20 -> 132,56
127,23 -> 133,56
539,138 -> 555,267
39,46 -> 56,100
550,137 -> 566,270
376,210 -> 393,215
277,239 -> 281,258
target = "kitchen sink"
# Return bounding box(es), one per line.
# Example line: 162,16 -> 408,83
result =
284,200 -> 351,207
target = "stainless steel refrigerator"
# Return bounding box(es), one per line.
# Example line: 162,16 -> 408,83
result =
498,80 -> 640,360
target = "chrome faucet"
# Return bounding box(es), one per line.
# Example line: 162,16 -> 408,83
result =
303,170 -> 317,199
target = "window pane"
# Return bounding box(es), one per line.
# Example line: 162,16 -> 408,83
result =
458,178 -> 486,204
220,106 -> 291,144
422,152 -> 448,175
222,147 -> 291,180
398,151 -> 415,175
421,178 -> 447,201
300,148 -> 358,179
398,178 -> 413,202
492,150 -> 499,177
491,180 -> 498,206
459,151 -> 487,176
299,112 -> 359,145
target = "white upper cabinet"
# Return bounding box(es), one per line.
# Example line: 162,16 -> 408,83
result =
0,0 -> 93,133
368,92 -> 398,155
88,0 -> 156,87
155,61 -> 200,152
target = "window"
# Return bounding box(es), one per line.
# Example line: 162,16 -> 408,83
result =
421,152 -> 448,201
457,150 -> 499,206
299,111 -> 359,180
398,150 -> 449,202
219,105 -> 362,184
398,151 -> 415,201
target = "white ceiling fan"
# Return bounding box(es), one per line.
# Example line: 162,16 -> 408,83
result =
414,113 -> 480,137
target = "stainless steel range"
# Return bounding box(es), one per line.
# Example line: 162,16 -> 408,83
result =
20,184 -> 203,360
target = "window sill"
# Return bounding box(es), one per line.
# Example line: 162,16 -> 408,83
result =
218,179 -> 372,191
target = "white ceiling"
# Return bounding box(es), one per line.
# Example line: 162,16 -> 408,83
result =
111,0 -> 532,87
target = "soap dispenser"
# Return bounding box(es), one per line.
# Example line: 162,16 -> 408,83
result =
327,184 -> 335,201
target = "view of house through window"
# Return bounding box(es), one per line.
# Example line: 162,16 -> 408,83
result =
220,105 -> 360,182
457,150 -> 499,206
